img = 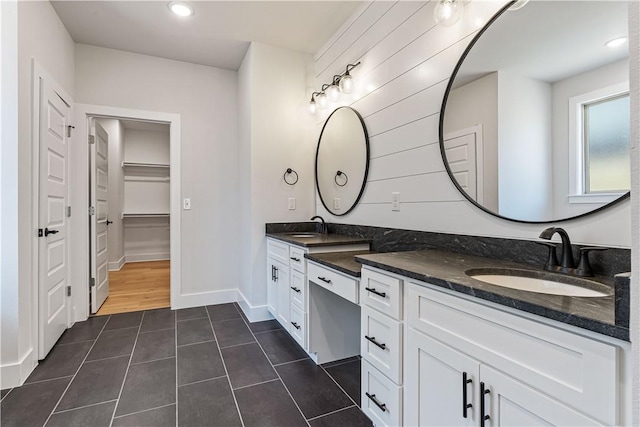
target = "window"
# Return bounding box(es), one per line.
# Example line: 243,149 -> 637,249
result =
568,82 -> 629,204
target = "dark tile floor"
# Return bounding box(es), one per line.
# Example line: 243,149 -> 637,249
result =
0,303 -> 371,427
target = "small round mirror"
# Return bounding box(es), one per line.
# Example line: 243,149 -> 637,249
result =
315,107 -> 369,216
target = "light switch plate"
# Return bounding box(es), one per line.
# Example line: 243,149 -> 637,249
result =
183,198 -> 191,210
288,198 -> 296,210
333,198 -> 341,210
392,192 -> 400,211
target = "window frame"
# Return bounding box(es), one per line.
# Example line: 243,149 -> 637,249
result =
568,81 -> 629,204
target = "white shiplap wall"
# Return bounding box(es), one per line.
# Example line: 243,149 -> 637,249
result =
313,0 -> 632,248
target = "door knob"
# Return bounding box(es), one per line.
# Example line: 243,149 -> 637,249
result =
44,228 -> 59,236
106,220 -> 113,225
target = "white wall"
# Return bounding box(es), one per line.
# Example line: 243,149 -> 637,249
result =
75,44 -> 238,305
314,0 -> 631,248
497,71 -> 553,221
1,0 -> 75,389
552,59 -> 629,219
96,119 -> 125,270
123,129 -> 170,165
445,72 -> 499,212
237,43 -> 315,320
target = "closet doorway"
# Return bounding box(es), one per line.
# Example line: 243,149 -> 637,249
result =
90,118 -> 172,315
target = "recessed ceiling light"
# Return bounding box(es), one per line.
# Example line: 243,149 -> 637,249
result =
605,37 -> 627,48
169,2 -> 194,17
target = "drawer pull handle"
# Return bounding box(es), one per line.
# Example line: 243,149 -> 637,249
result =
462,372 -> 472,418
365,392 -> 387,412
480,382 -> 490,427
365,287 -> 386,298
291,286 -> 301,293
317,276 -> 332,284
365,335 -> 386,350
290,256 -> 300,262
291,321 -> 301,330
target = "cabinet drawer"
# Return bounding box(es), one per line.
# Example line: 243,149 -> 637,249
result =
361,306 -> 402,384
289,246 -> 306,273
267,239 -> 289,265
308,262 -> 358,305
406,282 -> 619,425
360,268 -> 402,320
289,304 -> 306,348
290,269 -> 305,310
362,360 -> 402,427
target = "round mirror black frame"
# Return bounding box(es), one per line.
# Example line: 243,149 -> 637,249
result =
439,0 -> 630,224
315,106 -> 370,216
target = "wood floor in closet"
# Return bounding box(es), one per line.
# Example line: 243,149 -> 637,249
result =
96,260 -> 170,315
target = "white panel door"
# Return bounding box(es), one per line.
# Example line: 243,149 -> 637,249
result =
444,125 -> 483,203
38,80 -> 71,359
90,122 -> 110,313
405,328 -> 479,427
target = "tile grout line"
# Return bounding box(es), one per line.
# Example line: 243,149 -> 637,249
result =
218,340 -> 258,350
138,326 -> 175,335
306,404 -> 358,422
178,374 -> 228,389
206,307 -> 246,427
22,374 -> 75,386
234,306 -> 311,427
320,364 -> 360,409
113,402 -> 176,420
231,378 -> 280,392
176,316 -> 209,323
107,312 -> 144,427
52,399 -> 119,415
41,315 -> 112,426
176,339 -> 216,348
84,354 -> 136,364
129,355 -> 176,366
272,357 -> 311,367
320,357 -> 361,370
55,338 -> 97,347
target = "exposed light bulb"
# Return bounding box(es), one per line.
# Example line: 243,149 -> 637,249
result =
316,92 -> 328,109
434,0 -> 463,26
605,37 -> 628,48
169,2 -> 194,17
339,74 -> 354,94
309,100 -> 317,115
327,84 -> 340,102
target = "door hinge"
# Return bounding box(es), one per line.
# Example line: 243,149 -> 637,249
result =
67,206 -> 72,217
88,135 -> 95,145
66,286 -> 72,297
89,277 -> 95,288
67,125 -> 75,138
89,206 -> 95,216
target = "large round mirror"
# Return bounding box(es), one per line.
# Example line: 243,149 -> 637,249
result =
440,0 -> 630,223
315,107 -> 369,216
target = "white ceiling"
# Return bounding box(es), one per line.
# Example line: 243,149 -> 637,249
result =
51,1 -> 363,71
454,1 -> 628,88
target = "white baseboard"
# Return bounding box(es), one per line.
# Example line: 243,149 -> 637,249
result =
108,256 -> 126,271
237,290 -> 274,322
1,348 -> 36,389
172,289 -> 238,310
125,253 -> 170,263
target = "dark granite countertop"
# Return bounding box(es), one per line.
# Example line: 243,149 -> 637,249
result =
305,251 -> 376,277
355,250 -> 629,341
267,232 -> 372,248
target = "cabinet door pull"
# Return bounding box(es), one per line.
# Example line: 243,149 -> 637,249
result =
365,287 -> 386,297
365,392 -> 387,412
291,321 -> 301,330
274,266 -> 278,281
462,372 -> 472,418
364,335 -> 386,350
291,286 -> 301,293
317,276 -> 332,284
480,382 -> 490,427
271,266 -> 275,281
290,256 -> 300,262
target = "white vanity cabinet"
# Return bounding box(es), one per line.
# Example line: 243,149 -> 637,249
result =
359,265 -> 625,427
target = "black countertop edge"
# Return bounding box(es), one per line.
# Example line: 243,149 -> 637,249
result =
266,232 -> 372,248
356,256 -> 629,342
304,251 -> 375,278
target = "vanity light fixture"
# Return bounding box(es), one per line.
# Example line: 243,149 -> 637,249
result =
605,37 -> 628,48
169,1 -> 194,17
308,62 -> 361,114
434,0 -> 464,26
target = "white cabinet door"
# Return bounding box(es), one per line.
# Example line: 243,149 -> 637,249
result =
481,365 -> 601,427
405,328 -> 479,427
267,256 -> 278,318
275,260 -> 290,328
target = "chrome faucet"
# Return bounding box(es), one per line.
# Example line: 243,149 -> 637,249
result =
538,227 -> 605,277
310,216 -> 328,235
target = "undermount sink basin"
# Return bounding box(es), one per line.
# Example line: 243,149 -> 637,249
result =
465,268 -> 612,298
287,233 -> 320,238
